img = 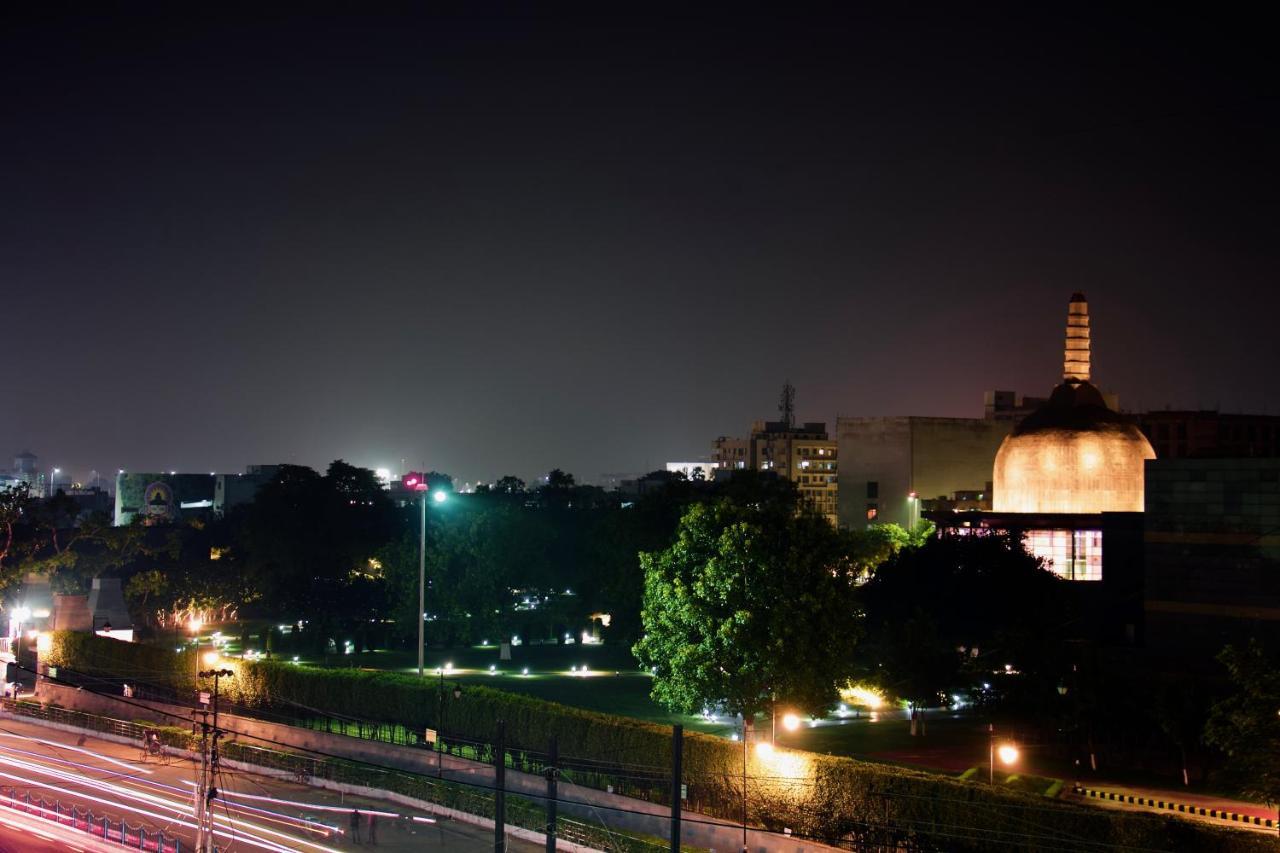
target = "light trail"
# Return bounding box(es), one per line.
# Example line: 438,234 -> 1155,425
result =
0,742 -> 339,839
181,781 -> 434,821
0,759 -> 344,853
0,731 -> 154,775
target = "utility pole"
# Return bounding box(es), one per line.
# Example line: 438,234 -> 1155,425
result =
545,736 -> 557,853
193,706 -> 210,852
196,667 -> 233,853
418,489 -> 427,677
494,720 -> 506,853
670,724 -> 683,853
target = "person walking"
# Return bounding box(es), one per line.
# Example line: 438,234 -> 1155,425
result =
367,812 -> 378,845
349,808 -> 362,845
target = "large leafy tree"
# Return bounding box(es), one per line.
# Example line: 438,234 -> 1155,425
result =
1205,641 -> 1280,809
632,501 -> 861,718
859,532 -> 1068,723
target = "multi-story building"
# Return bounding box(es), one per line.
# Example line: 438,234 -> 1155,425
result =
713,420 -> 838,525
1143,457 -> 1280,651
1138,410 -> 1280,460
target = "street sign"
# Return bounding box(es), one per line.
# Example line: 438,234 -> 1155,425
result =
199,691 -> 210,705
425,728 -> 437,744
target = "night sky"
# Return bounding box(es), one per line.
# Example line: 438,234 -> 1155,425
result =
3,6 -> 1277,486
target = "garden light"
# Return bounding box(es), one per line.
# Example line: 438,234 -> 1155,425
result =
202,651 -> 220,666
782,713 -> 801,732
998,744 -> 1019,766
755,741 -> 775,758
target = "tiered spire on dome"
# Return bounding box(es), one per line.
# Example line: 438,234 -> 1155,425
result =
1064,292 -> 1090,383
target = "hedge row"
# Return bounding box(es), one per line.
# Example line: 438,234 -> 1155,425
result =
48,632 -> 1275,852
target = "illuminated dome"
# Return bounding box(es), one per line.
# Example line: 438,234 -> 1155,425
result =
992,294 -> 1155,514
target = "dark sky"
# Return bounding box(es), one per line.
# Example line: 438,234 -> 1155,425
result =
3,6 -> 1277,486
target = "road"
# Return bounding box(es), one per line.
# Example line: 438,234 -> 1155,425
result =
0,715 -> 543,851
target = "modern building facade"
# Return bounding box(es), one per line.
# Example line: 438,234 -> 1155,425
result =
836,416 -> 1009,529
1143,457 -> 1280,650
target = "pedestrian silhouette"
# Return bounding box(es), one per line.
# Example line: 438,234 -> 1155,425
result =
349,808 -> 362,844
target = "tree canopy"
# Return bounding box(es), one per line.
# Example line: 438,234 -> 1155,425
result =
632,501 -> 862,717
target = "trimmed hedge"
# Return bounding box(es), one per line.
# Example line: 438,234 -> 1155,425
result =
48,632 -> 1276,852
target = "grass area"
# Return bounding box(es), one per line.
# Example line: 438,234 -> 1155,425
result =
193,631 -> 997,772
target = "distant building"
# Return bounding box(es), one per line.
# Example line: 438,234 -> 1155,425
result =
1143,457 -> 1280,651
115,465 -> 278,525
664,461 -> 715,481
1,451 -> 39,493
933,294 -> 1153,585
713,419 -> 838,525
1138,410 -> 1280,460
837,416 -> 1009,530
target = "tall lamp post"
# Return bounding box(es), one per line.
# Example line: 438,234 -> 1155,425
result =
48,468 -> 61,499
436,668 -> 462,777
408,474 -> 447,678
188,616 -> 203,699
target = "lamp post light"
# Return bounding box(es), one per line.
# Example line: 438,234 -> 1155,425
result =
413,476 -> 448,679
49,468 -> 61,498
188,617 -> 203,700
907,491 -> 919,529
989,723 -> 1019,784
436,668 -> 463,777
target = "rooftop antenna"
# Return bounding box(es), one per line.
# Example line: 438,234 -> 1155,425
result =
779,381 -> 796,430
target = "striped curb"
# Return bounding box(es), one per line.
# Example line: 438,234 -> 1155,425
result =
1073,786 -> 1276,828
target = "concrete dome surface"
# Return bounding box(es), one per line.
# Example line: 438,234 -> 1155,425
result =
992,294 -> 1155,514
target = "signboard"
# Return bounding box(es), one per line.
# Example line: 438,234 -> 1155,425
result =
199,691 -> 211,706
425,728 -> 438,744
680,783 -> 688,800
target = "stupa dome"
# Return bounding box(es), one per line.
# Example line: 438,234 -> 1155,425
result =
992,294 -> 1155,514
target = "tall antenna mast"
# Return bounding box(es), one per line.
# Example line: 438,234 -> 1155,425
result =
779,381 -> 796,430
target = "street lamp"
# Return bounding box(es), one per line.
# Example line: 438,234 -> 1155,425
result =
49,468 -> 61,498
12,607 -> 30,641
189,617 -> 203,698
412,474 -> 448,678
989,723 -> 1019,783
907,491 -> 919,529
436,669 -> 463,777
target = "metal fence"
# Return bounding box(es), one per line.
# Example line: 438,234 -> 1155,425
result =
1,697 -> 671,853
0,785 -> 184,852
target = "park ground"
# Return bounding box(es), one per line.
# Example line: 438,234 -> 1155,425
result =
200,632 -> 1277,827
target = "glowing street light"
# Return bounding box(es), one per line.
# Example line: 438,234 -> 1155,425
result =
410,474 -> 449,678
202,650 -> 221,667
781,713 -> 801,732
989,723 -> 1019,783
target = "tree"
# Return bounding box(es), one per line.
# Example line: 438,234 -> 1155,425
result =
493,476 -> 526,495
632,501 -> 861,718
1205,641 -> 1280,810
0,482 -> 34,581
859,532 -> 1068,732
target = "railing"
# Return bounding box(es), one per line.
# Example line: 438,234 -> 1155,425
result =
1,696 -> 149,742
1,698 -> 673,853
0,785 -> 184,852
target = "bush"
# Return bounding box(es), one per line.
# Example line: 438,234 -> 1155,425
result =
47,632 -> 1274,852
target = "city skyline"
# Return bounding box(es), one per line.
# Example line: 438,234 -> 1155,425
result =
4,7 -> 1277,484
